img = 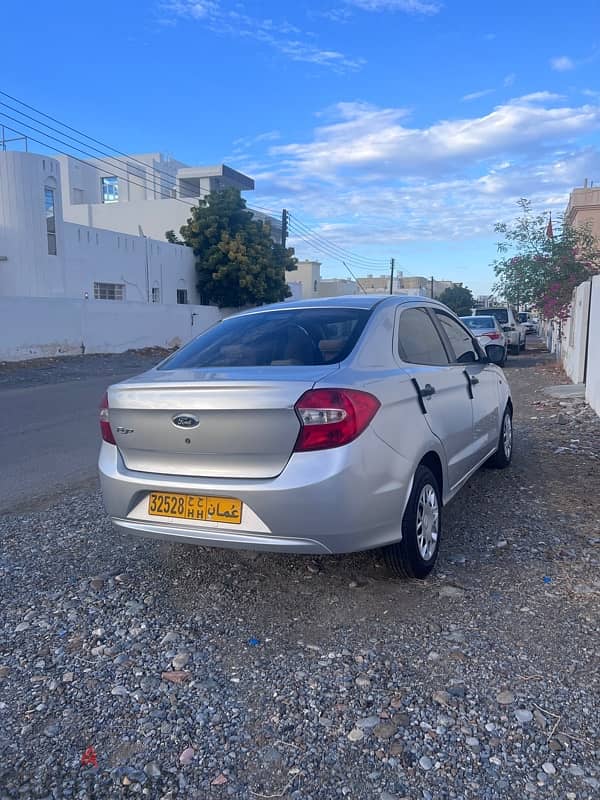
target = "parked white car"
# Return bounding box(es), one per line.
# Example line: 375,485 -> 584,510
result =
460,316 -> 508,366
475,307 -> 526,354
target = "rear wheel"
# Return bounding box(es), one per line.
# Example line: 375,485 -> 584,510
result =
488,407 -> 513,468
383,465 -> 442,579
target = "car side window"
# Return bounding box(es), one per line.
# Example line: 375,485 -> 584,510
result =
398,308 -> 449,366
434,311 -> 480,364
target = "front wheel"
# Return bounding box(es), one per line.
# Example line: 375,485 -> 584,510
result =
383,465 -> 442,579
487,407 -> 513,469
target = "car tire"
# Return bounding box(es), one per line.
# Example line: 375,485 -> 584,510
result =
487,407 -> 513,469
383,465 -> 442,579
520,337 -> 526,351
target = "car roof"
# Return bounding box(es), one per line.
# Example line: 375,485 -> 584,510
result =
235,294 -> 448,315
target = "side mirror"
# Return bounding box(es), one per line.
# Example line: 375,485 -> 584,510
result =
486,344 -> 506,365
502,325 -> 512,333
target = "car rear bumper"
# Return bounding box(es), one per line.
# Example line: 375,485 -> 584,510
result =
98,430 -> 413,555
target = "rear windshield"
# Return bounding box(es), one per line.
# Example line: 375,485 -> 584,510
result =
159,308 -> 371,369
518,312 -> 529,323
476,308 -> 508,324
461,316 -> 495,329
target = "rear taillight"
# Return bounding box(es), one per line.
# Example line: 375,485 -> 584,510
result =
487,332 -> 501,340
293,388 -> 380,452
99,392 -> 116,444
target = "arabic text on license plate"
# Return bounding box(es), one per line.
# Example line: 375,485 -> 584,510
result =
148,493 -> 242,524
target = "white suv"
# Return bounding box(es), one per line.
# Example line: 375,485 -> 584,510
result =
475,307 -> 526,354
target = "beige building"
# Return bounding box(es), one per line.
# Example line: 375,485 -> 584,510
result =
285,262 -> 459,301
285,260 -> 322,299
565,179 -> 600,240
319,278 -> 359,297
397,276 -> 459,298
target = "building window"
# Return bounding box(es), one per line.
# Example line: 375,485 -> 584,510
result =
152,287 -> 160,303
177,289 -> 188,305
101,176 -> 119,203
94,282 -> 125,301
44,187 -> 57,255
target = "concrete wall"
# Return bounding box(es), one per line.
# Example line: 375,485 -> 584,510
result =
562,281 -> 591,384
585,275 -> 600,415
0,297 -> 220,361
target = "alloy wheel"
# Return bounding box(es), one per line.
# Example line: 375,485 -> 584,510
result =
416,484 -> 439,561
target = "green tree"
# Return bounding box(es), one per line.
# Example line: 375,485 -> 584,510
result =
492,199 -> 599,320
439,285 -> 474,317
167,188 -> 296,307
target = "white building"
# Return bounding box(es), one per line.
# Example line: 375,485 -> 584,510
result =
0,150 -> 200,305
57,153 -> 262,242
0,149 -> 268,306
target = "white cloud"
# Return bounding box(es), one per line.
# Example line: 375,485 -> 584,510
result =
503,73 -> 516,87
462,89 -> 495,102
245,95 -> 600,255
514,91 -> 566,103
551,55 -> 575,72
345,0 -> 441,13
271,97 -> 600,180
159,1 -> 365,71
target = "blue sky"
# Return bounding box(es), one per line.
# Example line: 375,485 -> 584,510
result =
2,0 -> 600,293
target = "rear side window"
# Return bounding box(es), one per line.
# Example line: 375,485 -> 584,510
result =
159,308 -> 371,369
477,308 -> 508,324
435,311 -> 479,364
398,308 -> 449,366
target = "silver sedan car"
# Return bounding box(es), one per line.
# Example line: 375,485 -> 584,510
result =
99,296 -> 513,578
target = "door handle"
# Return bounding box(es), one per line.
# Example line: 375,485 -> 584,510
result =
470,376 -> 479,385
420,383 -> 436,398
463,369 -> 474,399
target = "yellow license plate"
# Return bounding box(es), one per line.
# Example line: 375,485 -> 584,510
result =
148,493 -> 242,524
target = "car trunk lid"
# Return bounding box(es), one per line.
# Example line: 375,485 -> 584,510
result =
108,365 -> 338,479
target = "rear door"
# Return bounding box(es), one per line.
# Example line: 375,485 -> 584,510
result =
396,306 -> 475,489
433,310 -> 500,459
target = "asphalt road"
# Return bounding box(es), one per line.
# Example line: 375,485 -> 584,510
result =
0,351 -> 163,514
0,375 -> 121,514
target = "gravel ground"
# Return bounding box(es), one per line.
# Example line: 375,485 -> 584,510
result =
1,341 -> 598,799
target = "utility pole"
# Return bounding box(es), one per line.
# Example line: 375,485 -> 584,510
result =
281,209 -> 288,248
389,258 -> 395,295
431,276 -> 435,299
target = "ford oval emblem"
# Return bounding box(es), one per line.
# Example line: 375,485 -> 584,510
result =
172,414 -> 200,429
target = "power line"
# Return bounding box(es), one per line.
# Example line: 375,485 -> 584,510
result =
0,90 -> 196,194
288,223 -> 384,270
0,92 -> 276,221
290,213 -> 389,267
288,225 -> 384,276
288,221 -> 388,274
288,222 -> 365,267
341,261 -> 368,294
